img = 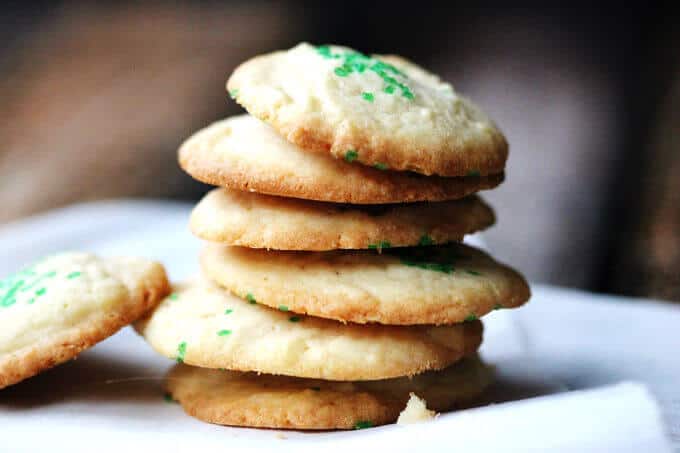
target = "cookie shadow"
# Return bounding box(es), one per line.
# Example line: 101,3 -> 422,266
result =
0,352 -> 171,409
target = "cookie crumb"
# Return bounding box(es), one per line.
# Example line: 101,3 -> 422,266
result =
397,393 -> 436,425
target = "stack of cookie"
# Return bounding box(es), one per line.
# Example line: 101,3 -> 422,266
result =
135,43 -> 530,430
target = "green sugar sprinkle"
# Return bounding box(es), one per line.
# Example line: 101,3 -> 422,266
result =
278,305 -> 289,312
163,393 -> 177,404
466,269 -> 482,276
344,150 -> 358,163
354,420 -> 373,430
466,170 -> 481,177
391,247 -> 465,274
229,89 -> 239,99
418,235 -> 434,246
224,308 -> 234,315
246,293 -> 257,304
66,271 -> 82,279
1,264 -> 60,308
176,341 -> 187,363
316,46 -> 414,101
217,329 -> 232,336
168,293 -> 179,300
289,315 -> 302,323
361,92 -> 374,102
493,304 -> 504,310
310,386 -> 321,391
373,162 -> 388,170
465,314 -> 478,322
403,261 -> 453,273
368,240 -> 391,251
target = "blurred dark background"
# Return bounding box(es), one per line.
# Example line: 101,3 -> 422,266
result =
1,2 -> 678,301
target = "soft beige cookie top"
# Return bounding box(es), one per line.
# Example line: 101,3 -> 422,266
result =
166,354 -> 492,430
201,243 -> 530,325
0,252 -> 169,389
135,282 -> 482,381
191,188 -> 494,250
227,43 -> 508,177
179,115 -> 503,204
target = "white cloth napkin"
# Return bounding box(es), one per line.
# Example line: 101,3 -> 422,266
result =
0,200 -> 675,452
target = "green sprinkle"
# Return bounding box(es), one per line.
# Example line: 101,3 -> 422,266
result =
464,314 -> 478,322
368,240 -> 391,251
401,260 -> 453,273
66,271 -> 82,279
224,309 -> 233,315
316,45 -> 333,58
176,341 -> 187,363
217,330 -> 232,336
354,420 -> 373,430
418,235 -> 434,246
278,305 -> 289,312
316,46 -> 414,101
466,269 -> 482,276
334,67 -> 350,77
310,386 -> 321,391
361,92 -> 374,102
229,89 -> 239,99
35,288 -> 46,296
246,293 -> 257,304
390,247 -> 465,274
373,162 -> 388,170
493,304 -> 504,310
163,393 -> 177,403
344,150 -> 359,163
466,170 -> 481,177
168,293 -> 179,300
289,316 -> 302,323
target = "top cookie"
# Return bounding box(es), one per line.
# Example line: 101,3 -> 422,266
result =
227,43 -> 508,177
179,115 -> 503,204
0,252 -> 169,389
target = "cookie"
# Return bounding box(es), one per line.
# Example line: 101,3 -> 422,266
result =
179,115 -> 503,204
135,282 -> 482,380
165,354 -> 491,430
190,188 -> 494,251
0,252 -> 169,389
201,243 -> 530,325
227,43 -> 507,177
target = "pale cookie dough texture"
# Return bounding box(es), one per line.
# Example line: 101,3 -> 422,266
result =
191,188 -> 495,250
179,115 -> 503,204
396,393 -> 437,425
227,43 -> 508,177
135,282 -> 482,381
0,252 -> 169,389
166,354 -> 492,430
201,243 -> 530,325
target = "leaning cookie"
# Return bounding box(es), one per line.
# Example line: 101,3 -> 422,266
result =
0,253 -> 169,389
227,43 -> 507,177
135,281 -> 482,381
191,188 -> 494,250
201,243 -> 530,325
179,115 -> 503,204
165,354 -> 492,430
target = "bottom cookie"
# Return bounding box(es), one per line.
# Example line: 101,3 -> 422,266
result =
165,354 -> 492,430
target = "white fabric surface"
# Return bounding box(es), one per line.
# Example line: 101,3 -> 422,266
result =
0,200 -> 676,452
